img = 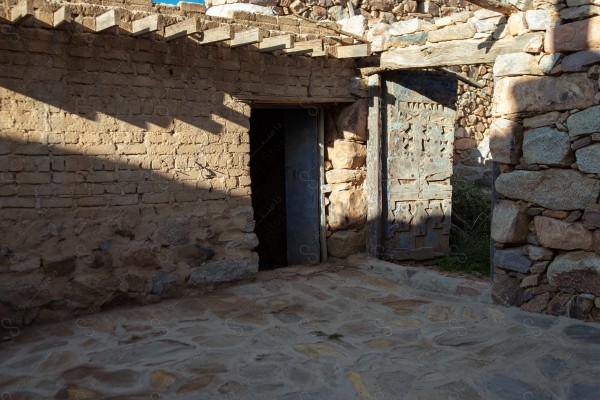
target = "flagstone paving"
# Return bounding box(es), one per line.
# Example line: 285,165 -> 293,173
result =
1,255 -> 599,400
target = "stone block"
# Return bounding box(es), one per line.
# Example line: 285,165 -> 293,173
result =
567,294 -> 594,319
521,274 -> 542,288
493,247 -> 532,273
489,118 -> 523,164
491,200 -> 529,244
328,140 -> 367,169
427,23 -> 476,43
545,16 -> 600,52
387,32 -> 428,47
327,230 -> 365,258
525,10 -> 559,31
535,216 -> 594,251
389,19 -> 424,35
328,187 -> 367,230
575,143 -> 600,173
8,257 -> 41,273
527,245 -> 554,261
336,100 -> 368,142
523,112 -> 561,129
562,50 -> 600,72
152,270 -> 176,295
530,261 -> 549,274
547,251 -> 600,295
520,292 -> 550,313
495,169 -> 600,210
560,5 -> 600,21
492,273 -> 525,306
583,204 -> 600,229
43,256 -> 76,277
568,105 -> 600,137
337,15 -> 368,37
493,53 -> 543,77
507,12 -> 528,36
325,169 -> 366,184
493,74 -> 596,116
538,54 -> 562,74
522,127 -> 574,166
188,255 -> 258,285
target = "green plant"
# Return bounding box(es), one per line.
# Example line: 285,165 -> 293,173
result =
439,174 -> 491,275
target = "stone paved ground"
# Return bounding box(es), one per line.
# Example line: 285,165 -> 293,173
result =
1,255 -> 599,400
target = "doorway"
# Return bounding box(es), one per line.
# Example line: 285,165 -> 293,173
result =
250,108 -> 321,269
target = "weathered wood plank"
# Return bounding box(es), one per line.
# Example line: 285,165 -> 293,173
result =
318,110 -> 327,262
359,32 -> 544,71
328,43 -> 370,58
259,34 -> 294,52
283,39 -> 322,55
164,18 -> 200,41
230,28 -> 262,48
366,74 -> 382,256
197,25 -> 232,44
53,5 -> 71,28
95,9 -> 118,32
131,14 -> 160,36
236,95 -> 354,104
10,0 -> 33,24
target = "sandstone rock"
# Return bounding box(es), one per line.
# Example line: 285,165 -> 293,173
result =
523,112 -> 561,129
542,210 -> 569,219
473,17 -> 503,33
451,11 -> 472,23
492,274 -> 525,306
545,16 -> 600,52
530,261 -> 549,274
547,251 -> 600,296
491,200 -> 529,244
493,248 -> 531,273
567,294 -> 594,319
493,74 -> 596,116
535,216 -> 593,251
538,54 -> 562,74
336,100 -> 368,142
389,19 -> 423,36
527,245 -> 554,261
188,256 -> 258,285
493,53 -> 543,77
576,143 -> 600,173
327,230 -> 365,258
328,5 -> 349,21
474,9 -> 503,20
454,137 -> 477,150
522,127 -> 574,166
367,22 -> 390,52
387,32 -> 428,47
489,118 -> 523,164
583,204 -> 600,228
289,0 -> 307,13
561,51 -> 600,72
495,169 -> 600,210
525,10 -> 559,31
206,4 -> 276,18
328,187 -> 367,230
561,5 -> 600,20
325,169 -> 366,184
328,140 -> 367,169
521,292 -> 550,313
507,12 -> 528,36
567,105 -> 600,136
152,270 -> 176,295
521,273 -> 542,288
428,23 -> 476,43
337,15 -> 368,37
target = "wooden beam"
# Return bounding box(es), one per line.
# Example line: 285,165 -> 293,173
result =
366,74 -> 382,256
53,5 -> 71,28
230,28 -> 262,48
259,34 -> 294,52
197,25 -> 232,44
465,0 -> 517,15
295,14 -> 370,44
131,14 -> 160,36
164,18 -> 200,41
440,67 -> 484,88
236,95 -> 354,104
328,43 -> 370,58
95,9 -> 118,32
359,32 -> 544,73
283,39 -> 322,55
10,0 -> 33,24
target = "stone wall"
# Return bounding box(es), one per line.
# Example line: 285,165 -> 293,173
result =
0,18 -> 355,326
490,14 -> 600,321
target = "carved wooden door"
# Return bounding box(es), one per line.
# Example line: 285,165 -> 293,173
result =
382,71 -> 457,261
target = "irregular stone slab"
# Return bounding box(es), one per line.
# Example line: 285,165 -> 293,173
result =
485,373 -> 554,400
206,4 -> 275,18
337,15 -> 367,37
491,200 -> 529,244
562,50 -> 600,72
523,112 -> 560,129
535,216 -> 593,251
566,383 -> 600,400
495,169 -> 600,210
188,257 -> 258,285
336,99 -> 368,142
576,143 -> 600,173
428,23 -> 476,43
493,74 -> 596,116
527,245 -> 553,261
525,10 -> 559,31
387,32 -> 428,47
325,169 -> 366,184
583,204 -> 600,228
389,19 -> 426,35
545,16 -> 600,52
561,4 -> 600,20
293,343 -> 342,358
328,140 -> 367,169
563,323 -> 600,344
547,251 -> 600,295
327,230 -> 365,258
492,274 -> 524,306
152,270 -> 176,295
493,53 -> 543,77
538,53 -> 562,74
493,248 -> 531,273
535,354 -> 570,380
522,127 -> 574,166
489,118 -> 523,164
433,326 -> 495,347
89,340 -> 194,366
567,105 -> 600,137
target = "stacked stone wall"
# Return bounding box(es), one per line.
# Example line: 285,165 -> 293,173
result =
0,20 -> 355,326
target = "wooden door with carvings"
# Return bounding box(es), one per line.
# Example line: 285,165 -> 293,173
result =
382,71 -> 457,261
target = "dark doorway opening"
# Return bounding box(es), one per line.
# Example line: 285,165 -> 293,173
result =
250,108 -> 321,270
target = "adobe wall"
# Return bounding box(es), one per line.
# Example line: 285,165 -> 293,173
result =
0,15 -> 356,326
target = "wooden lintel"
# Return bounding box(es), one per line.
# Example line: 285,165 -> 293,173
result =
283,39 -> 322,55
10,0 -> 33,24
359,32 -> 544,73
95,9 -> 118,32
328,43 -> 370,58
197,25 -> 232,45
53,5 -> 71,28
132,14 -> 160,36
237,95 -> 354,104
259,34 -> 294,52
164,18 -> 200,41
230,28 -> 262,48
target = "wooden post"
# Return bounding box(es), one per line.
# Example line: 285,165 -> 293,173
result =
366,74 -> 382,256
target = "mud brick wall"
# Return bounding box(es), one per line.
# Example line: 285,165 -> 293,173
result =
490,14 -> 600,321
0,22 -> 355,326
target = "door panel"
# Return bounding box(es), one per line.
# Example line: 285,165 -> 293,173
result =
383,71 -> 457,261
284,109 -> 320,265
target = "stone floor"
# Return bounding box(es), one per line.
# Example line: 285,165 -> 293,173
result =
1,255 -> 599,400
